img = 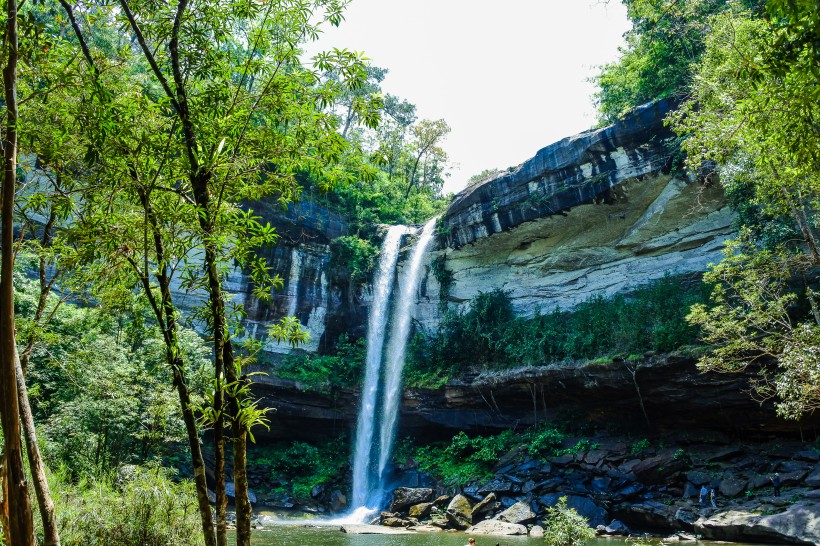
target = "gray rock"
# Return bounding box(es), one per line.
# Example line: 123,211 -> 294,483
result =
465,519 -> 528,536
329,490 -> 347,512
796,450 -> 820,462
719,477 -> 747,498
529,524 -> 545,538
446,494 -> 473,529
806,468 -> 820,488
496,501 -> 536,525
381,517 -> 410,528
539,494 -> 608,527
408,502 -> 433,519
605,519 -> 630,535
478,479 -> 515,495
310,484 -> 325,499
389,487 -> 433,513
470,493 -> 497,520
686,471 -> 712,485
341,525 -> 414,535
695,504 -> 820,544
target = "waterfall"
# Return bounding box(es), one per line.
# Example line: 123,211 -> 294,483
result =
349,218 -> 438,516
350,225 -> 408,508
376,217 -> 437,479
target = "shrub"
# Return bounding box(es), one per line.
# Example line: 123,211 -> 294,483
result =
542,496 -> 596,546
526,427 -> 565,458
415,430 -> 518,485
631,438 -> 651,455
257,436 -> 348,500
276,334 -> 364,391
43,465 -> 201,546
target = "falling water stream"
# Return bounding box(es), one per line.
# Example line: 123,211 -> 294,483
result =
348,218 -> 438,518
350,225 -> 409,509
377,218 -> 438,479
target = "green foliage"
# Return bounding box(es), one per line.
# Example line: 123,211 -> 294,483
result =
593,0 -> 763,123
14,274 -> 211,479
415,430 -> 519,485
631,438 -> 651,455
252,437 -> 348,500
329,236 -> 379,287
275,334 -> 365,392
526,428 -> 566,458
686,234 -> 820,419
43,465 -> 201,546
407,275 -> 709,385
542,496 -> 596,546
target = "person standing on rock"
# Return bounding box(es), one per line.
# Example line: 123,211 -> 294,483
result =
699,485 -> 708,507
465,538 -> 476,546
771,473 -> 781,497
710,488 -> 717,508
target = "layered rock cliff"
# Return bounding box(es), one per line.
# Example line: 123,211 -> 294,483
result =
415,99 -> 733,328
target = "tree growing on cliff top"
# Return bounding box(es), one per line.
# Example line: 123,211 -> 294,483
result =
670,6 -> 820,419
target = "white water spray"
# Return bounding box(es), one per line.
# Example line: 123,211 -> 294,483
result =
350,225 -> 408,508
377,218 -> 438,479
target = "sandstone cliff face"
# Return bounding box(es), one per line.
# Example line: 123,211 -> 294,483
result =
414,99 -> 734,328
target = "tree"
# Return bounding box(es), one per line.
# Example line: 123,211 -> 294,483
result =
669,6 -> 820,418
404,118 -> 450,198
593,0 -> 764,123
0,0 -> 36,541
58,2 -> 377,544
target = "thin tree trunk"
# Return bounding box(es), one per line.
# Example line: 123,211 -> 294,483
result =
135,185 -> 217,546
15,349 -> 59,546
223,340 -> 251,546
0,0 -> 36,539
215,398 -> 227,546
16,209 -> 61,546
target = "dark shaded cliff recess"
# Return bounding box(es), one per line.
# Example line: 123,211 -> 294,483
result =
255,354 -> 820,444
441,99 -> 678,250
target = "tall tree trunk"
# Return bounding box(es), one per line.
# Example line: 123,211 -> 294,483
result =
17,210 -> 61,546
214,396 -> 227,546
135,186 -> 217,546
15,350 -> 59,546
0,0 -> 36,540
223,341 -> 251,546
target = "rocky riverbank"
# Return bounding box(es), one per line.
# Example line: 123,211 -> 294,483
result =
376,436 -> 820,545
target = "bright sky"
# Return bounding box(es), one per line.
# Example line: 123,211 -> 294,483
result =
312,1 -> 631,194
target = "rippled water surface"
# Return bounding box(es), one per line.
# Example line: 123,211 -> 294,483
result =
243,525 -> 755,546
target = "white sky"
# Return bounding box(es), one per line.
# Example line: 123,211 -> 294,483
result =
312,1 -> 631,194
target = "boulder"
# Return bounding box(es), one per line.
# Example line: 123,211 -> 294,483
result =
341,524 -> 414,535
719,477 -> 747,498
408,502 -> 433,519
686,471 -> 712,486
633,454 -> 684,485
806,468 -> 820,488
389,487 -> 433,513
477,479 -> 515,496
329,490 -> 347,512
445,494 -> 473,529
540,494 -> 608,527
529,524 -> 545,538
465,519 -> 528,536
381,517 -> 410,528
695,504 -> 820,544
605,519 -> 630,535
470,493 -> 497,520
496,501 -> 536,525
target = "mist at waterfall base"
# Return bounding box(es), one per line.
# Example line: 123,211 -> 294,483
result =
340,218 -> 439,523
